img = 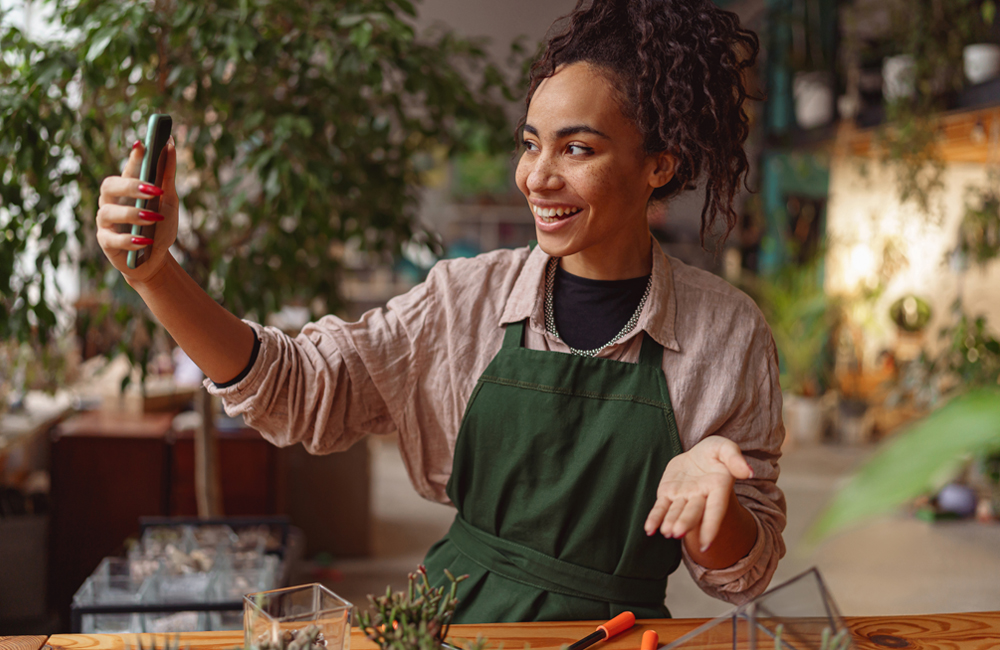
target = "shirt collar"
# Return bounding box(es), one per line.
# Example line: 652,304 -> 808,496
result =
499,240 -> 680,353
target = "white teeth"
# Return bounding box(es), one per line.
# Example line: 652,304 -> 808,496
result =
532,205 -> 581,220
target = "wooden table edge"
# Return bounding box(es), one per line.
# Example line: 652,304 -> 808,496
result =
39,611 -> 1000,650
0,636 -> 49,650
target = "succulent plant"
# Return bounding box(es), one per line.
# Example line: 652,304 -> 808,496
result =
357,565 -> 486,650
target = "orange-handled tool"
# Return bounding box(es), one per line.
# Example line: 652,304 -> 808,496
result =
641,630 -> 659,650
567,612 -> 637,650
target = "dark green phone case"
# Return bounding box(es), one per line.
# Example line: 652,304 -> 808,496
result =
127,114 -> 172,269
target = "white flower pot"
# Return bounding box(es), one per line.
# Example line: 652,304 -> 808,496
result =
793,71 -> 834,129
783,393 -> 825,445
964,43 -> 1000,84
882,54 -> 916,101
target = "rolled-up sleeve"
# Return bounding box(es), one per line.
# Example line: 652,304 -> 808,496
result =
204,267 -> 453,453
203,251 -> 526,503
205,310 -> 400,454
680,323 -> 787,604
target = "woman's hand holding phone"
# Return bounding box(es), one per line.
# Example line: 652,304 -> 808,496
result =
94,117 -> 256,386
96,135 -> 178,285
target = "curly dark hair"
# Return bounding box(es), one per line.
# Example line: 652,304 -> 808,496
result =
520,0 -> 761,248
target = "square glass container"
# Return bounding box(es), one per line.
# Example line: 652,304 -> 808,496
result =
244,583 -> 353,650
209,554 -> 281,631
662,568 -> 852,650
73,557 -> 151,633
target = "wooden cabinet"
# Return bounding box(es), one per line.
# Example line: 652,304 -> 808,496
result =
47,413 -> 285,630
169,428 -> 282,517
48,412 -> 175,629
47,411 -> 371,631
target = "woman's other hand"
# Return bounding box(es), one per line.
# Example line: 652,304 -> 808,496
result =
96,138 -> 178,284
644,436 -> 754,554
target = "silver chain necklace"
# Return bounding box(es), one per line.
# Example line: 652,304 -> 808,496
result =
544,257 -> 653,357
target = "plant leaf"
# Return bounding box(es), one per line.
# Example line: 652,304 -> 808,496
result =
86,28 -> 116,62
807,388 -> 1000,543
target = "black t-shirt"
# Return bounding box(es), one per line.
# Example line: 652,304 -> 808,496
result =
552,264 -> 650,351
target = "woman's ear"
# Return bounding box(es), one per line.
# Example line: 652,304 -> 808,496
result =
649,152 -> 677,189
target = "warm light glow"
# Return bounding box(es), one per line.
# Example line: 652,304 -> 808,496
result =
846,244 -> 877,291
825,158 -> 1000,360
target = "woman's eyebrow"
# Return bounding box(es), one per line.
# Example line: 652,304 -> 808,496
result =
523,124 -> 610,140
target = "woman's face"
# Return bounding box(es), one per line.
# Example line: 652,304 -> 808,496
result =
515,62 -> 674,279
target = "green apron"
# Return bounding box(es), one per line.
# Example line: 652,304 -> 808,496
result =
423,317 -> 685,623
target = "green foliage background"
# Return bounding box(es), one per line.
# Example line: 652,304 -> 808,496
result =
0,0 -> 517,380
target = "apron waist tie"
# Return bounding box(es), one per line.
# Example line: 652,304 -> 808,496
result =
447,515 -> 667,608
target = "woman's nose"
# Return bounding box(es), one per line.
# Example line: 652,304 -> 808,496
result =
526,155 -> 564,192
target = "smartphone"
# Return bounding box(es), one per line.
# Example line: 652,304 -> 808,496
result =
127,114 -> 172,269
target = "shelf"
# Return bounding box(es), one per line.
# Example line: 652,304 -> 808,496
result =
834,102 -> 1000,164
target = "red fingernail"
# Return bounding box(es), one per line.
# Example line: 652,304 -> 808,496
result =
132,237 -> 154,245
138,210 -> 164,222
132,140 -> 142,151
138,183 -> 163,196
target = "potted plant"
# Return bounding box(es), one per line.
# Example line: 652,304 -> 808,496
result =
888,294 -> 933,362
358,566 -> 486,650
958,0 -> 999,84
746,255 -> 837,445
810,299 -> 1000,539
956,170 -> 1000,267
846,0 -> 996,220
809,386 -> 1000,540
780,0 -> 836,129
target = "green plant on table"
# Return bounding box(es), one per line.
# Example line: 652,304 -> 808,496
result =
357,565 -> 486,650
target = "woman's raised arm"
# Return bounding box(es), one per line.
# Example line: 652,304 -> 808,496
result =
96,139 -> 255,384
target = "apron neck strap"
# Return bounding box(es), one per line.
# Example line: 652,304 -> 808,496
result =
502,320 -> 526,350
638,331 -> 664,368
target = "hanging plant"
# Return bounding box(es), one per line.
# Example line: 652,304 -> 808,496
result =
859,0 -> 997,220
956,173 -> 1000,266
889,295 -> 933,332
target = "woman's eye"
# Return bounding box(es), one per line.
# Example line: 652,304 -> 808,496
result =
522,140 -> 539,152
567,144 -> 592,155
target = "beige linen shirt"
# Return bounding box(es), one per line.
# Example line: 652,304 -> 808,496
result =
208,242 -> 787,605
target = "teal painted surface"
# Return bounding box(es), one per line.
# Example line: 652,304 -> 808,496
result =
759,151 -> 830,274
766,0 -> 794,135
765,0 -> 838,135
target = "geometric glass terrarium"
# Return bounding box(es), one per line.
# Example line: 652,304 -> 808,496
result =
244,583 -> 353,650
661,568 -> 852,650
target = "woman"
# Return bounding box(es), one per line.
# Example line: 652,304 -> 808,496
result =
97,0 -> 785,623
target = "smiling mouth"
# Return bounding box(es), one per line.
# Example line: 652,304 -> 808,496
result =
531,205 -> 583,223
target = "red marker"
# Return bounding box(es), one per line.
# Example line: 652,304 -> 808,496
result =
567,612 -> 637,650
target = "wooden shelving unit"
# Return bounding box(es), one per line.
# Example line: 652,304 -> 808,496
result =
834,103 -> 1000,163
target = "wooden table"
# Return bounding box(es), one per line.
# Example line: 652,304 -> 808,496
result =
4,612 -> 998,650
